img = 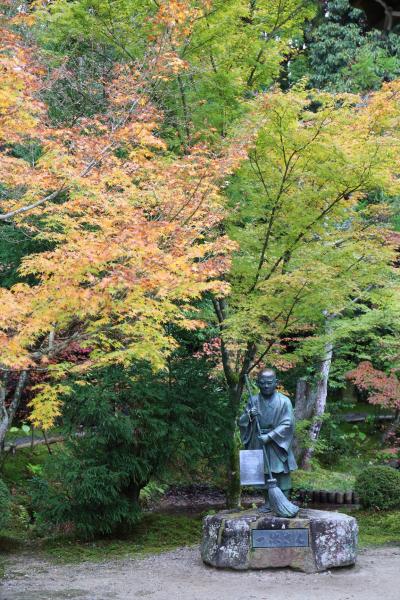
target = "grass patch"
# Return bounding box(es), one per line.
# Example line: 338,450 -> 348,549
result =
2,445 -> 50,489
292,467 -> 355,492
355,510 -> 400,547
1,449 -> 202,565
19,513 -> 202,564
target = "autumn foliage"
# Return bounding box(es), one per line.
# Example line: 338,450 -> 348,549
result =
0,5 -> 253,428
1,1 -> 400,439
347,362 -> 400,411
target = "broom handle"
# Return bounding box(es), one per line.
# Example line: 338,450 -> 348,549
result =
244,375 -> 274,480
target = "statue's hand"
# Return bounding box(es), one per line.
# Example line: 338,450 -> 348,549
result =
257,434 -> 271,445
248,406 -> 259,418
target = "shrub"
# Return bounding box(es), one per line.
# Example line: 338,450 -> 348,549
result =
30,453 -> 143,538
31,360 -> 230,539
0,479 -> 11,530
355,465 -> 400,510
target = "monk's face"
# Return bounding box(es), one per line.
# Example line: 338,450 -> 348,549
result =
257,371 -> 276,398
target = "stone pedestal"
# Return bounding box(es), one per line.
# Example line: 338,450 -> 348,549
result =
201,508 -> 358,573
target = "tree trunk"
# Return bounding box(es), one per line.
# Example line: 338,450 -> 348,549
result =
0,370 -> 28,454
223,381 -> 243,508
0,375 -> 9,452
301,340 -> 333,470
295,378 -> 316,421
225,431 -> 241,508
293,378 -> 316,463
212,298 -> 258,508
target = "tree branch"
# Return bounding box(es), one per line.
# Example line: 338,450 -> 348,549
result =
7,370 -> 29,426
212,297 -> 236,389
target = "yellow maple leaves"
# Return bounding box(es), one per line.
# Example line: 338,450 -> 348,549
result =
0,12 -> 243,432
28,383 -> 68,430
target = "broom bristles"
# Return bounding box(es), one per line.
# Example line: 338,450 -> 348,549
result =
266,478 -> 299,518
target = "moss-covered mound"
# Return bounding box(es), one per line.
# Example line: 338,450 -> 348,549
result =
355,465 -> 400,510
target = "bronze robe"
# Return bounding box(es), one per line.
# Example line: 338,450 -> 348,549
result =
239,392 -> 297,489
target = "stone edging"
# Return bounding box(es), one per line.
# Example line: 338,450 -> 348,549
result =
294,489 -> 359,505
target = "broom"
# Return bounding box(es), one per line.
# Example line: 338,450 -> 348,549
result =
244,375 -> 299,518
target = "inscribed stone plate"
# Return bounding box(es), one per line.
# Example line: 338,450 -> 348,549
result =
252,529 -> 309,548
239,449 -> 265,485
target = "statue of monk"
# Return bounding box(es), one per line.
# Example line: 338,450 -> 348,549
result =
239,368 -> 297,512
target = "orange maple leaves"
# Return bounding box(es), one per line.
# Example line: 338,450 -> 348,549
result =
347,362 -> 400,410
0,11 -> 243,388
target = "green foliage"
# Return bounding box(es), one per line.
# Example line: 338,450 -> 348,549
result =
165,0 -> 315,145
0,219 -> 54,288
31,359 -> 230,538
292,467 -> 355,492
140,481 -> 169,508
317,419 -> 371,467
355,465 -> 400,510
33,0 -> 155,125
41,44 -> 117,125
36,0 -> 315,146
1,446 -> 49,489
31,450 -> 143,538
36,0 -> 154,60
325,304 -> 400,390
10,502 -> 30,532
356,510 -> 400,546
223,85 -> 397,367
0,479 -> 11,530
9,424 -> 31,436
294,416 -> 329,462
304,0 -> 400,92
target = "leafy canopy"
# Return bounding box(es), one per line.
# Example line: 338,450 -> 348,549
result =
221,83 -> 400,373
0,4 -> 248,427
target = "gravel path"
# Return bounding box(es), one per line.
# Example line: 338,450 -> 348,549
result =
1,546 -> 399,600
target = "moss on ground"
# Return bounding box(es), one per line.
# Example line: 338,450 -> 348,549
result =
1,448 -> 202,564
1,513 -> 203,564
1,507 -> 399,566
1,447 -> 398,566
353,510 -> 400,547
41,513 -> 203,563
292,467 -> 355,492
2,445 -> 50,489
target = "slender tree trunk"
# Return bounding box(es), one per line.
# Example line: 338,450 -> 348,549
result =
177,74 -> 191,143
211,298 -> 261,507
293,378 -> 316,463
301,340 -> 333,470
294,378 -> 316,421
0,373 -> 9,452
223,380 -> 243,508
225,429 -> 241,508
223,352 -> 257,507
0,370 -> 28,454
42,429 -> 53,455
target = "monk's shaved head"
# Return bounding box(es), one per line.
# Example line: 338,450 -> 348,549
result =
257,368 -> 276,380
257,368 -> 277,398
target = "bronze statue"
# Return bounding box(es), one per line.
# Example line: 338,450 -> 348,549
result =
239,368 -> 298,513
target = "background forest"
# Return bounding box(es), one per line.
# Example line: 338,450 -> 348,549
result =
0,0 -> 399,554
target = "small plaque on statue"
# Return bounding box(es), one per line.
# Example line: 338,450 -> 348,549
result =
239,449 -> 265,485
252,528 -> 309,548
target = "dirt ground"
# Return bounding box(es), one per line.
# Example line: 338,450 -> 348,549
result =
1,545 -> 399,600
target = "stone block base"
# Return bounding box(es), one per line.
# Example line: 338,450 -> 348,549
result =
201,508 -> 358,573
